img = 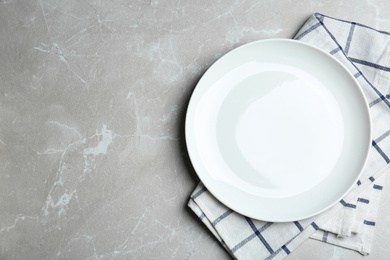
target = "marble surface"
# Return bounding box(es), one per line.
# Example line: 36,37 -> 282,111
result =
1,0 -> 390,259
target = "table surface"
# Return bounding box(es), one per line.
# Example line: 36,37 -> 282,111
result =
1,0 -> 390,259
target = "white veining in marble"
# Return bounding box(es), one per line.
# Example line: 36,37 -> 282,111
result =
1,0 -> 390,259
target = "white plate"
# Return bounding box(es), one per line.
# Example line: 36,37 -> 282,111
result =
185,39 -> 371,222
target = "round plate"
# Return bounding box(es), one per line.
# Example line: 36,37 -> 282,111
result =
185,39 -> 371,222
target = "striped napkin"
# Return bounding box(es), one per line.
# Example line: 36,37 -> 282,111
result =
188,13 -> 390,259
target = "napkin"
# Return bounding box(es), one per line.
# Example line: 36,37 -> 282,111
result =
188,13 -> 390,260
310,172 -> 386,254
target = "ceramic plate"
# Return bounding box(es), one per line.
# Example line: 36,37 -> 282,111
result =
185,39 -> 371,222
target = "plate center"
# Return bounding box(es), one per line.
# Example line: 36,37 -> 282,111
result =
216,69 -> 344,197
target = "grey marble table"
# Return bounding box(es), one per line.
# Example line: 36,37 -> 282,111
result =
1,0 -> 390,259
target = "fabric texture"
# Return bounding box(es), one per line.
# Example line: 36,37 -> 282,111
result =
188,13 -> 390,260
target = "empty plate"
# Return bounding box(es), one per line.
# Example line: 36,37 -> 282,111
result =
185,39 -> 371,222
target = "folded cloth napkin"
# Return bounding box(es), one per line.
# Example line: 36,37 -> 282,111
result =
188,13 -> 390,259
310,172 -> 386,255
